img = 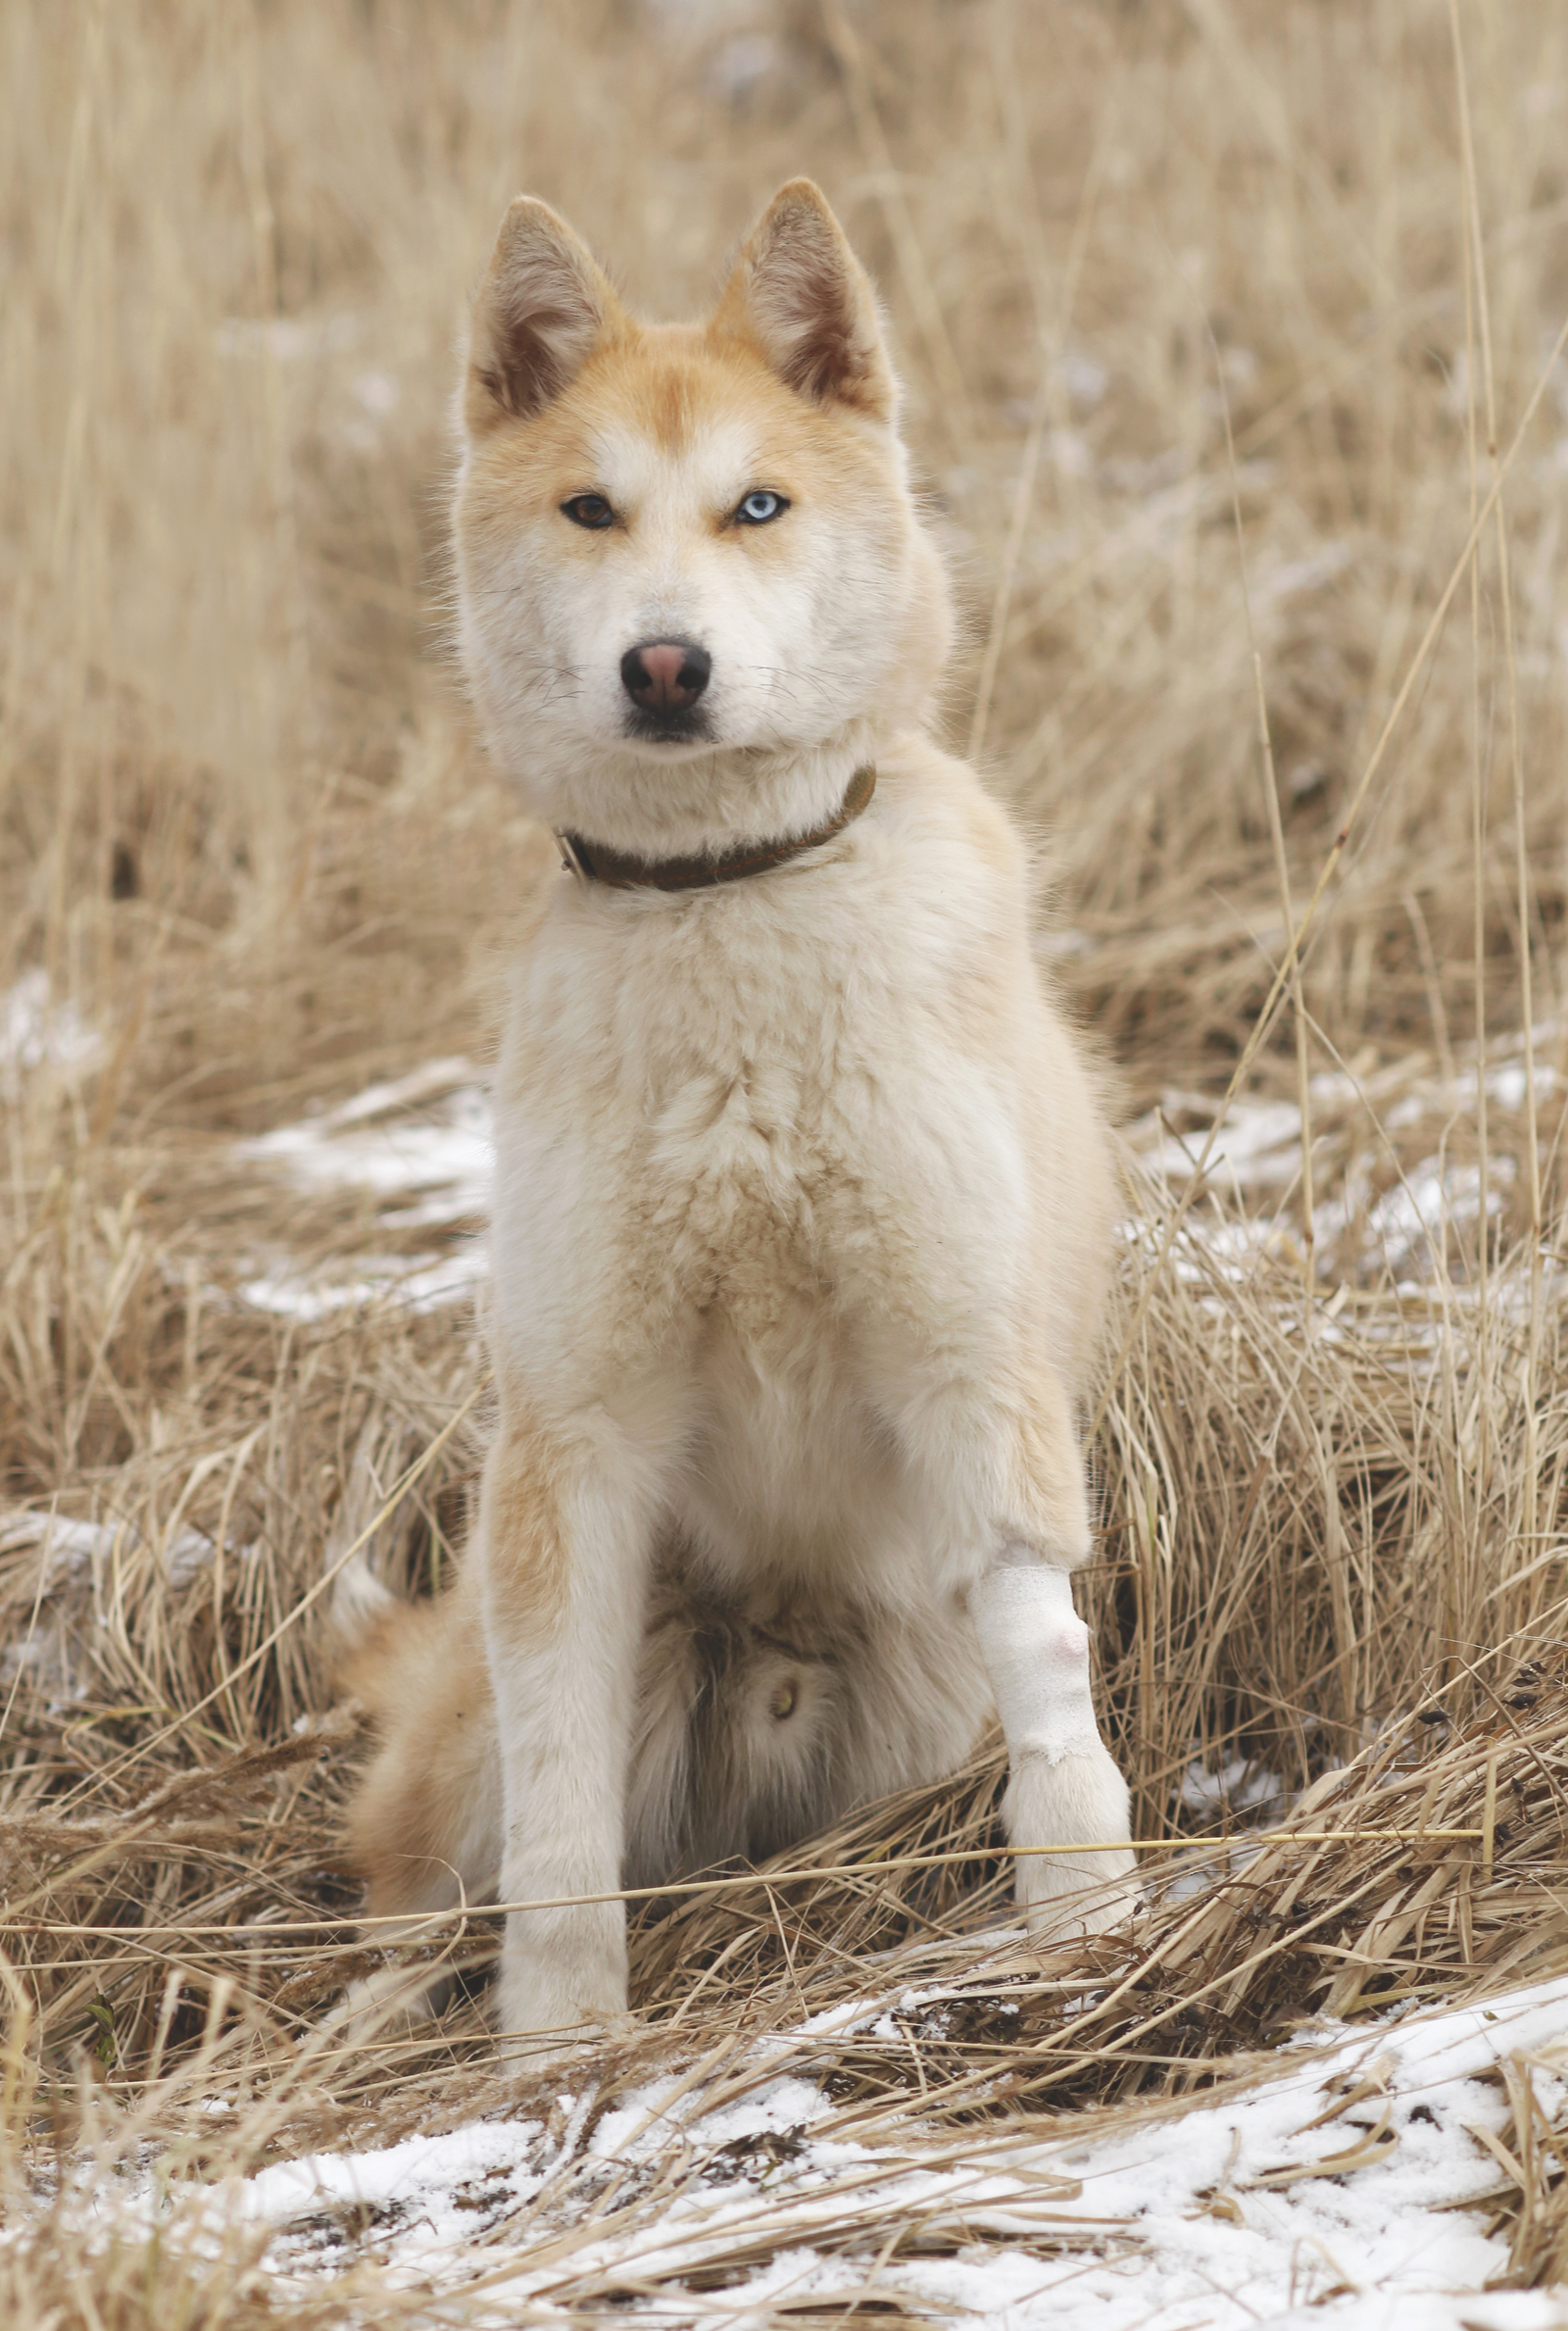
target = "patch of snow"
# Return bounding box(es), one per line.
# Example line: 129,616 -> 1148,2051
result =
93,1969 -> 1568,2325
222,2115 -> 548,2262
235,1060 -> 490,1221
1,1510 -> 123,1585
1160,1754 -> 1294,1901
229,1058 -> 491,1315
1490,1063 -> 1534,1111
1179,1751 -> 1285,1819
237,1241 -> 488,1320
1,970 -> 101,1101
0,1509 -> 239,1709
1366,1155 -> 1513,1276
1139,1093 -> 1307,1192
1130,1034 -> 1558,1291
0,1508 -> 240,1590
0,1618 -> 84,1708
1132,1039 -> 1560,1204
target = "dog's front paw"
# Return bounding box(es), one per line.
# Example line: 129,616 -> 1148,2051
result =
492,1925 -> 631,2071
1005,1743 -> 1139,1943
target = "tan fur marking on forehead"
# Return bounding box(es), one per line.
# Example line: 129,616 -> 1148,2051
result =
467,331 -> 721,487
581,327 -> 779,451
638,359 -> 696,454
543,321 -> 839,436
460,312 -> 903,541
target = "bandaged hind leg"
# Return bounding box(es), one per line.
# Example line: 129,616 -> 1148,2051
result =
970,1551 -> 1137,1939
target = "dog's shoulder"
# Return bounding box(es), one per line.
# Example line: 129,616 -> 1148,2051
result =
856,733 -> 1037,957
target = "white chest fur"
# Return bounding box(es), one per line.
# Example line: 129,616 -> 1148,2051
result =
492,754 -> 1029,1367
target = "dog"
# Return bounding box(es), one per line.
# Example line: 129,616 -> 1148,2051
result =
337,178 -> 1136,2055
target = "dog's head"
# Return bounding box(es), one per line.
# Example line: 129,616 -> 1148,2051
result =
452,180 -> 953,858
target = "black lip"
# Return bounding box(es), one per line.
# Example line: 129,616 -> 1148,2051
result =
622,704 -> 714,744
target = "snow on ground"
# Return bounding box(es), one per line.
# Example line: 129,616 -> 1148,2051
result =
1128,1028 -> 1559,1288
234,1058 -> 491,1224
0,969 -> 100,1102
231,1056 -> 491,1316
0,1508 -> 242,1592
0,960 -> 1534,1320
237,1244 -> 489,1320
0,1510 -> 264,1709
144,1971 -> 1567,2324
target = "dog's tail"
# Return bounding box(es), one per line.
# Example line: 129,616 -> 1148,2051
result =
325,1415 -> 436,1699
328,1549 -> 424,1718
331,1547 -> 398,1648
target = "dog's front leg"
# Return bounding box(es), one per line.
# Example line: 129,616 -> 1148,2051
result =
970,1547 -> 1136,1940
477,1406 -> 654,2059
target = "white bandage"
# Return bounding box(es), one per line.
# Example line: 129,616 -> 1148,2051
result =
970,1558 -> 1101,1765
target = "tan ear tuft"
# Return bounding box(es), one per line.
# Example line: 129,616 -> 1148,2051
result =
466,196 -> 621,433
717,179 -> 896,422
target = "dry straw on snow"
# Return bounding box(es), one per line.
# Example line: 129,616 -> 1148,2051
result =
2,0 -> 1568,2320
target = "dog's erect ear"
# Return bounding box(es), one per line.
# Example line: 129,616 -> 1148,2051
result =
716,180 -> 896,422
466,197 -> 622,433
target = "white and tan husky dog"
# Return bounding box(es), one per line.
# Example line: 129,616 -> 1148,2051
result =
340,179 -> 1136,2053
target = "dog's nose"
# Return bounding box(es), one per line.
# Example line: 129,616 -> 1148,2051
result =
620,639 -> 711,712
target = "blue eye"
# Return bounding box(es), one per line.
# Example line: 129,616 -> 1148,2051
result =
735,489 -> 788,525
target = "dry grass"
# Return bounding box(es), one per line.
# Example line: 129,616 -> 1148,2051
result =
3,0 -> 1568,2318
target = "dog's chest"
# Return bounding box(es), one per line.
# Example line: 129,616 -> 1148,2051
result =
628,1001 -> 860,1361
496,890 -> 911,1350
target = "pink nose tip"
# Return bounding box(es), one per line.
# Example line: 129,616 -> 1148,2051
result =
620,638 -> 711,712
639,645 -> 687,697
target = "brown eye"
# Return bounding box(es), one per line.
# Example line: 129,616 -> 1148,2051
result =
562,493 -> 613,530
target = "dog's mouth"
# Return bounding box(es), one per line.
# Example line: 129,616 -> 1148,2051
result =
621,703 -> 715,747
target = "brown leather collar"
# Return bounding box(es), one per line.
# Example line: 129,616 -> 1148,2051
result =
558,764 -> 876,892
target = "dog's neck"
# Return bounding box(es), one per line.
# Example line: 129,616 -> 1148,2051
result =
538,725 -> 886,868
558,763 -> 876,892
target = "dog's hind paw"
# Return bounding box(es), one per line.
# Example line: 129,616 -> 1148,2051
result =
321,1959 -> 455,2049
